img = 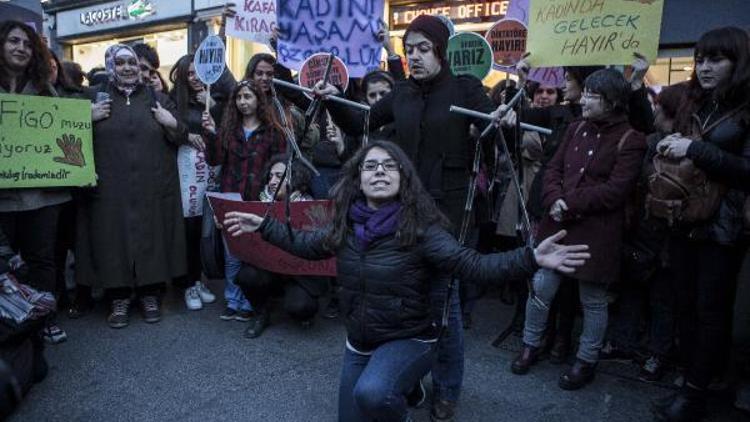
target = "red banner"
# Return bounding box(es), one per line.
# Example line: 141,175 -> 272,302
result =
208,196 -> 337,277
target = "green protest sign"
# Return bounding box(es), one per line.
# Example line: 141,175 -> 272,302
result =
447,32 -> 493,80
0,94 -> 96,188
527,0 -> 665,67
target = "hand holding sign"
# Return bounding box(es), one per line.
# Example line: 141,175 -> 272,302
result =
224,211 -> 265,236
54,134 -> 86,167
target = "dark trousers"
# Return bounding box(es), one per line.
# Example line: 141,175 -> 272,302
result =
236,264 -> 321,321
53,201 -> 76,305
173,216 -> 203,287
0,204 -> 62,294
609,268 -> 675,356
670,237 -> 742,389
106,283 -> 166,301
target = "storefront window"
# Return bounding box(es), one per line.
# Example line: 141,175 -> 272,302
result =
646,56 -> 694,88
71,28 -> 188,88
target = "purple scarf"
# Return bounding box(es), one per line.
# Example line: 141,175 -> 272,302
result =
349,200 -> 402,249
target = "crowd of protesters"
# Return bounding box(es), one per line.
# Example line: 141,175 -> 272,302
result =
1,10 -> 750,422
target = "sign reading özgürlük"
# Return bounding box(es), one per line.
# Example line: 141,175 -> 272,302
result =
0,94 -> 96,189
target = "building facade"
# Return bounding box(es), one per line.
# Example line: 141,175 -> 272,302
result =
41,0 -> 750,88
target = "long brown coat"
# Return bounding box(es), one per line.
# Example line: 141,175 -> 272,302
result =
538,116 -> 647,284
75,84 -> 188,289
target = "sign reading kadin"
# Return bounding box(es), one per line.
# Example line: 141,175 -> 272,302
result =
276,0 -> 385,78
194,35 -> 226,85
298,53 -> 350,98
447,32 -> 493,80
0,94 -> 96,189
526,0 -> 665,66
485,18 -> 527,70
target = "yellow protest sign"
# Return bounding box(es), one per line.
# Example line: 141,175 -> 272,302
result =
527,0 -> 664,66
0,94 -> 96,189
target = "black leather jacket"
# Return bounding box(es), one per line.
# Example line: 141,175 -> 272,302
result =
684,101 -> 750,245
260,217 -> 538,351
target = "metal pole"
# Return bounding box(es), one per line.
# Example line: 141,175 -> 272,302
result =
273,79 -> 371,112
449,106 -> 552,136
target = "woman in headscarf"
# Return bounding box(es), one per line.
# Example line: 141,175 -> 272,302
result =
75,44 -> 188,329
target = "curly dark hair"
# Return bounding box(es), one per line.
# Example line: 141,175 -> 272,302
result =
324,141 -> 450,250
0,20 -> 51,93
218,80 -> 283,149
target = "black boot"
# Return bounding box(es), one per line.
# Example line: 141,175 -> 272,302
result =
558,359 -> 597,390
244,308 -> 270,339
652,387 -> 706,422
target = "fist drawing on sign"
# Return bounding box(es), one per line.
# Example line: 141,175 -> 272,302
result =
54,134 -> 86,167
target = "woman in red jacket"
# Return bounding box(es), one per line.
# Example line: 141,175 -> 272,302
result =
511,69 -> 647,390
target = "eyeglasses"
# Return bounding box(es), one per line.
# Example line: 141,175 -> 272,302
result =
360,159 -> 399,172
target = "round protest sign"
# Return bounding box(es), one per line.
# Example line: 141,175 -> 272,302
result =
298,53 -> 349,98
485,18 -> 528,71
447,32 -> 493,80
193,35 -> 226,85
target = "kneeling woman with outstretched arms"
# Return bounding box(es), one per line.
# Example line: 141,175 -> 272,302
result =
222,141 -> 590,422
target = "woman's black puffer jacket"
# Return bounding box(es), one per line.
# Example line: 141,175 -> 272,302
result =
260,217 -> 538,351
683,101 -> 750,245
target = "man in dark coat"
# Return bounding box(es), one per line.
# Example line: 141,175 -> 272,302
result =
316,14 -> 505,421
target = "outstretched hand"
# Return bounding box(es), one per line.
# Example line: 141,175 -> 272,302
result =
224,211 -> 264,237
533,230 -> 590,274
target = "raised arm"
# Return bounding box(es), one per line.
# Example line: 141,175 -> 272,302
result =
224,213 -> 334,260
421,226 -> 589,280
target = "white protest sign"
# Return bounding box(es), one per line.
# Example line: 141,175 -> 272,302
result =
194,35 -> 226,85
226,0 -> 277,45
276,0 -> 385,78
177,146 -> 221,218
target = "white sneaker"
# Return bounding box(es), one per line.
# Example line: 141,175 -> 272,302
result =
195,281 -> 216,304
184,286 -> 203,310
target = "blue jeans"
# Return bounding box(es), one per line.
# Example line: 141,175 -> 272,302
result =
339,339 -> 436,422
222,236 -> 252,312
524,269 -> 608,363
431,276 -> 464,403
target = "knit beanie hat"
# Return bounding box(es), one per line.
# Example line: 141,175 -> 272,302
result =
404,15 -> 450,61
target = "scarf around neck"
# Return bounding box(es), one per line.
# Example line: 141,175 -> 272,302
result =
348,200 -> 401,249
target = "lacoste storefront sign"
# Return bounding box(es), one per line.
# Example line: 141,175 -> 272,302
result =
56,0 -> 191,38
79,0 -> 157,27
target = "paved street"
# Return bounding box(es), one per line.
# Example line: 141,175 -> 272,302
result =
9,281 -> 747,422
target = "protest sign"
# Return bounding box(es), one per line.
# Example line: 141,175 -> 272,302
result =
194,35 -> 226,85
504,0 -> 529,23
0,94 -> 96,189
226,0 -> 277,45
526,0 -> 665,67
177,146 -> 220,218
298,53 -> 350,96
447,32 -> 493,80
207,194 -> 337,276
528,66 -> 565,88
485,18 -> 527,71
276,0 -> 385,78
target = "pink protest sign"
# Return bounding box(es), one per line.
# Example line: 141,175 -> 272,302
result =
226,0 -> 277,45
298,53 -> 350,96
